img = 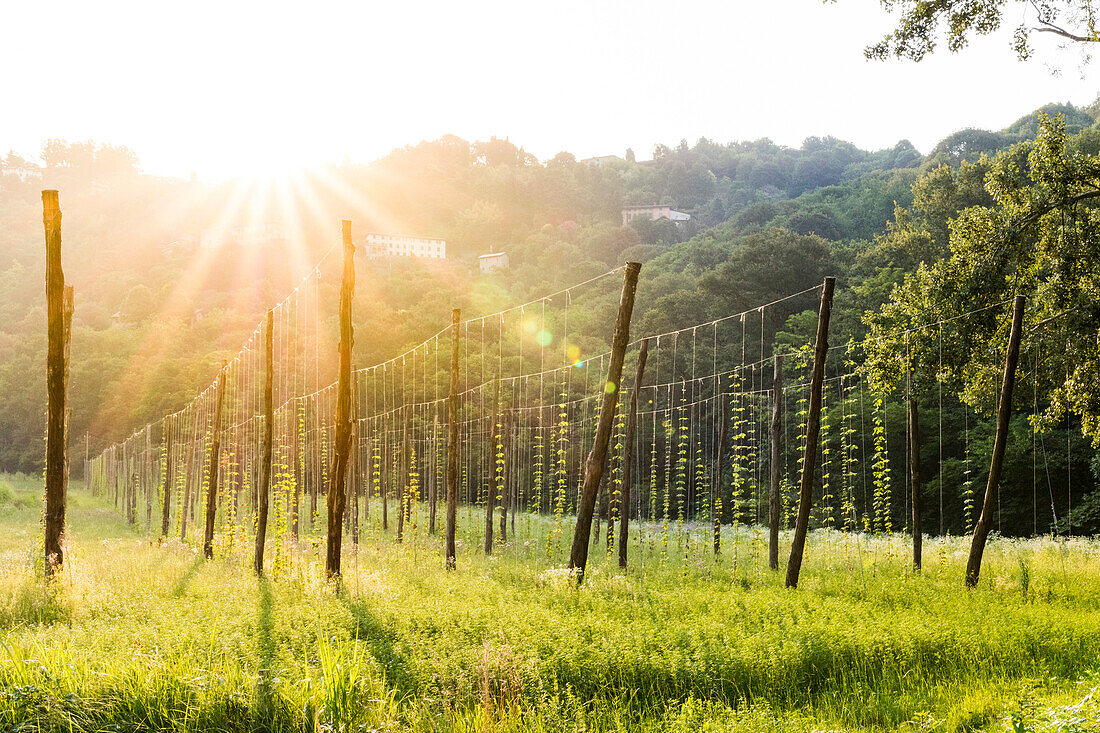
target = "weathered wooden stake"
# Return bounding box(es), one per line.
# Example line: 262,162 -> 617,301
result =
445,308 -> 460,570
325,220 -> 355,579
909,394 -> 922,571
769,354 -> 783,571
203,367 -> 227,559
619,338 -> 648,569
43,190 -> 69,577
785,276 -> 835,589
966,294 -> 1025,587
254,310 -> 274,575
569,262 -> 642,582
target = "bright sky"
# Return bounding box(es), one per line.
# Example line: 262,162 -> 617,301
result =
3,0 -> 1098,180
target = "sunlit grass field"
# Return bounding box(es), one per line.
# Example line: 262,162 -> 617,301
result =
1,472 -> 1099,732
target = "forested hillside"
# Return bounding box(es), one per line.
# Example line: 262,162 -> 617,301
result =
2,100 -> 1098,535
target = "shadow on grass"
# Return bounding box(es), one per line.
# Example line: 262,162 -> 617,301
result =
171,555 -> 205,598
338,593 -> 417,699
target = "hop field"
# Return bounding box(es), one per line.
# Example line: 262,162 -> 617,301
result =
1,473 -> 1099,732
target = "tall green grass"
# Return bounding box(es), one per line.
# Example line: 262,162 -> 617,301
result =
1,473 -> 1098,731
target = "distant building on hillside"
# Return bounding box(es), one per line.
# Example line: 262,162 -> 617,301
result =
621,205 -> 691,226
478,251 -> 509,274
363,232 -> 447,260
580,155 -> 622,168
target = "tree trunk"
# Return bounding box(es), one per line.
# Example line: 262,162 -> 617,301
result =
569,262 -> 642,582
325,220 -> 355,579
43,190 -> 69,577
785,277 -> 835,589
965,294 -> 1025,587
619,338 -> 649,569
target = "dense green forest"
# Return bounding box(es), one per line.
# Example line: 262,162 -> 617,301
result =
2,100 -> 1098,535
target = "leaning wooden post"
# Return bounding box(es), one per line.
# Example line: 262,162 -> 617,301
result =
203,366 -> 227,559
43,190 -> 69,578
769,354 -> 783,571
619,338 -> 649,569
161,415 -> 174,536
445,309 -> 460,570
254,310 -> 274,575
966,294 -> 1025,587
785,277 -> 835,589
909,394 -> 922,571
569,262 -> 642,582
325,220 -> 356,579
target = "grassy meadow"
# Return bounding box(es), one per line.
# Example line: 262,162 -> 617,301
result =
1,473 -> 1099,731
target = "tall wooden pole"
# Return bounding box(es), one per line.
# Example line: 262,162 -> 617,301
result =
203,367 -> 227,559
769,354 -> 783,571
966,295 -> 1025,587
785,277 -> 835,589
161,416 -> 174,536
254,310 -> 274,575
909,395 -> 922,571
619,338 -> 648,569
43,190 -> 69,577
569,262 -> 642,582
445,308 -> 460,570
325,221 -> 356,579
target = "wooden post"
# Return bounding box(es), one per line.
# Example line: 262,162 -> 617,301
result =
446,308 -> 460,570
569,262 -> 642,582
909,394 -> 922,571
161,416 -> 174,536
785,277 -> 835,589
254,310 -> 274,575
43,190 -> 69,577
966,295 -> 1025,587
769,354 -> 783,571
325,220 -> 355,579
619,338 -> 648,569
203,367 -> 227,559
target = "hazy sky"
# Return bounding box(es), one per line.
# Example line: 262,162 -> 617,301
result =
3,0 -> 1099,180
